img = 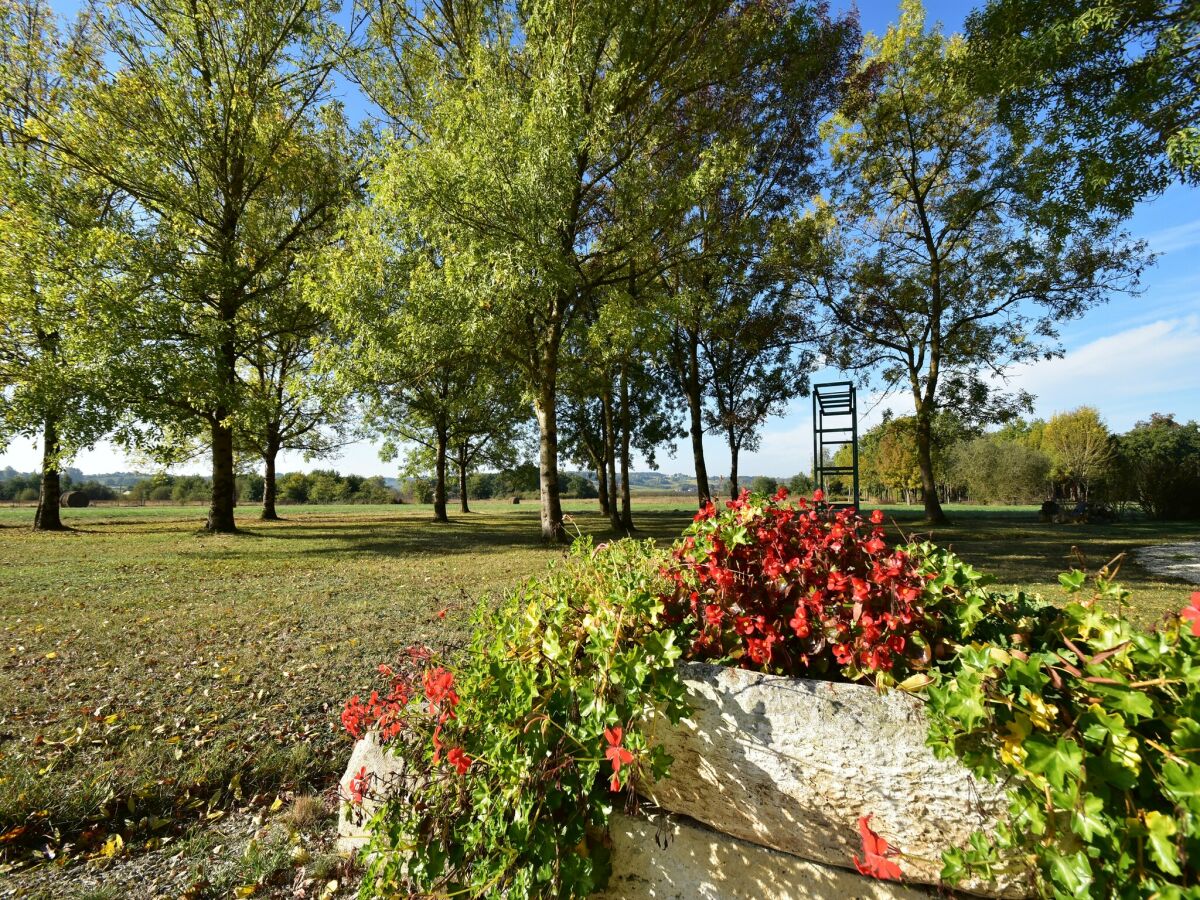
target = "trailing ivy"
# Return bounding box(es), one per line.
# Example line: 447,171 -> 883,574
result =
352,539 -> 688,898
926,568 -> 1200,896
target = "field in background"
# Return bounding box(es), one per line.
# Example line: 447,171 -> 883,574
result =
1,497 -> 1198,890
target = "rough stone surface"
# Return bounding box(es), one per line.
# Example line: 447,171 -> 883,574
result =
643,663 -> 1028,897
1135,542 -> 1200,584
594,810 -> 933,900
336,731 -> 412,855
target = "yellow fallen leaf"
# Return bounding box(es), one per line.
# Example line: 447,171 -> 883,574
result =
44,652 -> 57,660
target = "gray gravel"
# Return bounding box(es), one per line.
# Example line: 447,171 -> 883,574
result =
1135,542 -> 1200,585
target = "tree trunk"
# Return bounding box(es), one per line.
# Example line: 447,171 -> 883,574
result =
533,382 -> 565,542
457,445 -> 470,514
914,412 -> 949,524
618,363 -> 634,532
261,436 -> 280,521
207,415 -> 238,533
684,335 -> 711,506
433,426 -> 449,522
207,318 -> 239,533
602,383 -> 621,531
595,460 -> 610,517
728,430 -> 740,500
33,415 -> 65,531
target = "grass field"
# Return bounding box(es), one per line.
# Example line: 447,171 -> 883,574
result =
1,497 -> 1198,894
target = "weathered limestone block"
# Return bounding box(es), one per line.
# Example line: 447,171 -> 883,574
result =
594,810 -> 933,900
642,663 -> 1028,897
336,731 -> 411,855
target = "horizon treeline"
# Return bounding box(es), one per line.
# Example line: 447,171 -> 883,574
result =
2,0 -> 1195,534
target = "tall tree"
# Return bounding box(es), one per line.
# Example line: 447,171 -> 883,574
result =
966,0 -> 1200,221
44,0 -> 356,533
701,289 -> 814,499
237,286 -> 357,521
360,0 -> 781,541
659,0 -> 858,506
0,1 -> 129,530
796,0 -> 1146,524
1041,406 -> 1115,501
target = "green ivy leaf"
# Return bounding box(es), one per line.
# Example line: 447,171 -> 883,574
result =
1144,811 -> 1182,877
1024,736 -> 1083,790
1071,795 -> 1110,842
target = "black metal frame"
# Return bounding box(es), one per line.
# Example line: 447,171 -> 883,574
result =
812,382 -> 859,510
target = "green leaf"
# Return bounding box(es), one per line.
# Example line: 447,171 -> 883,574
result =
1070,795 -> 1110,842
1144,811 -> 1182,877
1024,736 -> 1083,790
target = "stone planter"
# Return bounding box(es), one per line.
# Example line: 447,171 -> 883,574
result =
335,663 -> 1034,897
641,663 -> 1030,897
594,810 -> 934,900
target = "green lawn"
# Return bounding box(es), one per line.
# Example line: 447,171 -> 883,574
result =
877,502 -> 1200,623
1,496 -> 1197,888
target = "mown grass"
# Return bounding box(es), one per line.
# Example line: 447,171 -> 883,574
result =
878,502 -> 1200,624
0,499 -> 696,872
1,496 -> 1197,877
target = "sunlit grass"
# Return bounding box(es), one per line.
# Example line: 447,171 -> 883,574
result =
1,495 -> 1196,867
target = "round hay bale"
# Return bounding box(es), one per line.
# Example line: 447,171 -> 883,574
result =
60,491 -> 90,508
511,496 -> 521,505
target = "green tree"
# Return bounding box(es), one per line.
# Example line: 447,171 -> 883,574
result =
798,0 -> 1145,524
949,434 -> 1051,504
966,0 -> 1200,219
1118,414 -> 1200,520
658,1 -> 858,507
1041,406 -> 1115,501
359,0 -> 767,540
237,282 -> 357,521
46,0 -> 356,533
0,1 -> 130,530
702,291 -> 813,499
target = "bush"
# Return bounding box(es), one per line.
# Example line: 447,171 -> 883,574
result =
949,436 -> 1051,504
661,488 -> 942,684
926,570 -> 1200,896
1119,414 -> 1200,520
343,541 -> 687,897
561,473 -> 599,499
749,475 -> 778,495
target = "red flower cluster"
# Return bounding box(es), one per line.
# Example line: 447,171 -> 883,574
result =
340,648 -> 473,778
663,488 -> 936,678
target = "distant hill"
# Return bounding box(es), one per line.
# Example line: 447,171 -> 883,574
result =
0,467 -> 147,489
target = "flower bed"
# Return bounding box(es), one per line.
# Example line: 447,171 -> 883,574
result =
333,490 -> 1200,898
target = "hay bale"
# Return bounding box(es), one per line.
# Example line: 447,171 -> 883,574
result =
60,491 -> 90,509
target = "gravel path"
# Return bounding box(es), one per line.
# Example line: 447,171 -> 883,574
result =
1135,542 -> 1200,585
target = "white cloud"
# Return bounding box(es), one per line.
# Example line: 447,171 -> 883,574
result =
1141,218 -> 1200,256
1010,316 -> 1200,428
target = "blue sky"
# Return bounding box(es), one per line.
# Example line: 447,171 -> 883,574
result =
3,0 -> 1197,479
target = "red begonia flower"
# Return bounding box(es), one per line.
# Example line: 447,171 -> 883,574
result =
1183,592 -> 1200,637
853,814 -> 904,881
447,747 -> 472,775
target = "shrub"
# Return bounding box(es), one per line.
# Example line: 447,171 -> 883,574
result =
660,488 -> 944,684
344,540 -> 688,898
926,571 -> 1200,896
